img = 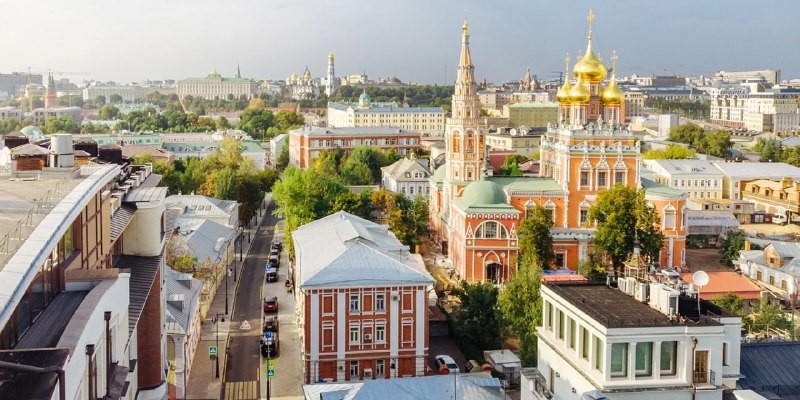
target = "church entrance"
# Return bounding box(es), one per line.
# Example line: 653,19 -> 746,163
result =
486,262 -> 501,284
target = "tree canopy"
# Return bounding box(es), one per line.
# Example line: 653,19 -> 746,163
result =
588,185 -> 664,273
498,264 -> 541,366
452,282 -> 504,361
643,145 -> 697,160
498,154 -> 528,176
667,123 -> 732,159
518,206 -> 555,269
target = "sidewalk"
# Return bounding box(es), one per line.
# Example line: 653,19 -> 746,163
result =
186,198 -> 270,400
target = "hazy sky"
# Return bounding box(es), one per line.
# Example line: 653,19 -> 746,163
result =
2,0 -> 799,84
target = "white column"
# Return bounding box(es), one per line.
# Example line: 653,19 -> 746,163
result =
337,292 -> 346,381
415,288 -> 426,376
310,293 -> 320,383
390,290 -> 399,377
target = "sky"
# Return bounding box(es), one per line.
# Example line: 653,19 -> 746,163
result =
1,0 -> 799,85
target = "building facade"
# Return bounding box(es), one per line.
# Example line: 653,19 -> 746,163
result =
32,106 -> 83,124
288,126 -> 422,169
381,156 -> 431,199
643,159 -> 724,202
711,162 -> 800,200
709,86 -> 749,129
177,69 -> 256,100
503,102 -> 559,128
286,66 -> 320,100
741,178 -> 800,221
293,212 -> 435,384
83,85 -> 176,102
623,91 -> 645,123
327,93 -> 445,136
737,241 -> 800,301
744,89 -> 800,133
484,130 -> 544,158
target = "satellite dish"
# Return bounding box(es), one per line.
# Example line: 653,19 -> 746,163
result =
693,271 -> 710,287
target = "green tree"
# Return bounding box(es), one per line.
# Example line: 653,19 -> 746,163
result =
166,236 -> 198,274
276,145 -> 290,172
588,185 -> 663,275
401,195 -> 430,250
98,105 -> 120,120
577,248 -> 609,282
94,95 -> 106,105
748,302 -> 791,335
238,108 -> 274,139
109,94 -> 123,104
712,293 -> 744,316
498,265 -> 541,366
754,137 -> 783,162
273,110 -> 305,131
498,154 -> 528,176
721,230 -> 759,266
518,206 -> 555,269
697,130 -> 732,159
452,281 -> 504,361
216,116 -> 232,130
314,150 -> 341,177
667,123 -> 703,145
643,145 -> 697,160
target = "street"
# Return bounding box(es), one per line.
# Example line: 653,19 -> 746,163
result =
223,202 -> 279,399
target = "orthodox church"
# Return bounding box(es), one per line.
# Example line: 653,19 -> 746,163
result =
285,65 -> 320,100
430,11 -> 687,284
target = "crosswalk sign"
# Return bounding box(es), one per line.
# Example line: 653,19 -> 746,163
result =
209,346 -> 218,356
268,369 -> 275,377
266,359 -> 276,378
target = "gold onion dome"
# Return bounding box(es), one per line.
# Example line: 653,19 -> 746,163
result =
602,77 -> 624,104
568,78 -> 590,103
556,80 -> 572,104
573,9 -> 607,82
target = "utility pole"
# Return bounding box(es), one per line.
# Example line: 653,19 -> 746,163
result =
212,314 -> 225,379
225,265 -> 229,315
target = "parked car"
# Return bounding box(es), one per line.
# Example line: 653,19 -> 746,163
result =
270,248 -> 279,258
260,332 -> 279,357
265,269 -> 278,283
773,213 -> 788,225
268,256 -> 279,269
271,241 -> 283,252
263,315 -> 279,332
435,355 -> 459,374
263,296 -> 279,313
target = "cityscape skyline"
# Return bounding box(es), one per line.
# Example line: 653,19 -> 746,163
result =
1,1 -> 799,84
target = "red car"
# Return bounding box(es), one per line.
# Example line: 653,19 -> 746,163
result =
263,296 -> 279,313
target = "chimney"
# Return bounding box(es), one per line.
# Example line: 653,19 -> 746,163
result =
744,240 -> 751,251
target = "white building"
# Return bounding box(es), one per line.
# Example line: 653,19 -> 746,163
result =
381,156 -> 431,199
32,106 -> 83,124
711,162 -> 800,200
526,280 -> 742,400
165,194 -> 239,229
269,133 -> 288,165
165,267 -> 202,400
82,85 -> 176,102
177,69 -> 256,100
736,241 -> 800,301
657,114 -> 679,138
160,139 -> 267,170
327,92 -> 445,136
643,159 -> 723,203
744,90 -> 800,134
714,70 -> 780,85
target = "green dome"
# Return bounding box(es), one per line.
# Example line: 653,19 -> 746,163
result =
460,179 -> 507,206
359,91 -> 370,101
20,125 -> 44,138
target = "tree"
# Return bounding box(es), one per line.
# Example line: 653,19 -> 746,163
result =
643,145 -> 696,160
109,94 -> 124,104
518,206 -> 555,269
166,236 -> 198,274
94,95 -> 106,105
314,150 -> 341,177
498,154 -> 528,176
588,185 -> 664,275
402,195 -> 431,250
276,145 -> 290,172
238,108 -> 274,138
452,281 -> 504,361
754,137 -> 783,162
712,293 -> 744,316
748,302 -> 791,335
216,116 -> 232,130
697,130 -> 732,159
498,265 -> 541,366
721,230 -> 759,266
273,110 -> 305,131
577,248 -> 609,282
667,123 -> 703,145
98,105 -> 120,120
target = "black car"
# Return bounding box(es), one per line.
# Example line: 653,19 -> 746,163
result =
268,256 -> 279,269
260,332 -> 279,357
271,242 -> 283,252
266,269 -> 278,283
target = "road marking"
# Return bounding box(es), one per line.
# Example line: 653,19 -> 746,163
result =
224,380 -> 259,400
240,320 -> 251,330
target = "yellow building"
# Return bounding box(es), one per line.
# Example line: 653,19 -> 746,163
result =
502,102 -> 559,128
327,92 -> 445,136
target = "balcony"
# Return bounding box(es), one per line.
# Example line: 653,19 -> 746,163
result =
692,370 -> 715,390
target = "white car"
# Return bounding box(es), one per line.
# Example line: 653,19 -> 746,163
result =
435,355 -> 460,374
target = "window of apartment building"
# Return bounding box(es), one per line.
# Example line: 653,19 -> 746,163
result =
349,326 -> 360,344
350,294 -> 360,312
723,342 -> 729,366
660,341 -> 677,376
546,302 -> 553,331
769,275 -> 775,286
555,253 -> 565,269
635,342 -> 653,377
376,359 -> 385,377
581,327 -> 590,360
568,318 -> 576,349
782,280 -> 788,291
594,336 -> 603,372
598,172 -> 607,187
580,171 -> 589,187
757,271 -> 763,281
674,179 -> 679,187
375,325 -> 386,343
350,361 -> 359,378
611,343 -> 628,377
375,294 -> 386,312
664,211 -> 676,229
557,310 -> 564,340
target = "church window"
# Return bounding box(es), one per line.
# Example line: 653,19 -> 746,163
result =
598,172 -> 607,187
484,222 -> 498,238
616,172 -> 625,184
580,209 -> 588,224
580,172 -> 589,187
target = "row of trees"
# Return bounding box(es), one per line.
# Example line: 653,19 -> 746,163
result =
646,98 -> 710,120
314,146 -> 403,185
331,85 -> 454,109
751,137 -> 800,167
643,145 -> 697,159
668,123 -> 732,158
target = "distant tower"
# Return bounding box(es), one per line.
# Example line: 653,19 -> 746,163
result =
325,52 -> 338,96
520,67 -> 532,91
44,72 -> 57,108
236,64 -> 242,79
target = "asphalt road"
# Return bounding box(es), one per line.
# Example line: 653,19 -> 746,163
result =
223,203 -> 278,398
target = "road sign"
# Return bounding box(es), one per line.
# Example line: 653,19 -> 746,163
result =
240,320 -> 251,330
209,345 -> 218,356
267,369 -> 275,377
266,359 -> 276,378
264,331 -> 273,339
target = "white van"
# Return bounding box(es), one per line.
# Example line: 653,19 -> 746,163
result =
773,213 -> 788,225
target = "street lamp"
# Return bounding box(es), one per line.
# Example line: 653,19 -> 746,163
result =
212,313 -> 225,379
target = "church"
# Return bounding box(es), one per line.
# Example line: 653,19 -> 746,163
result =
429,12 -> 687,284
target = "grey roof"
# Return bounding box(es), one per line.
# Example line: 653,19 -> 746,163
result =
782,137 -> 800,147
739,342 -> 800,399
290,126 -> 420,138
138,172 -> 162,188
293,211 -> 433,288
685,210 -> 740,228
165,195 -> 238,220
110,204 -> 136,241
712,162 -> 800,179
11,143 -> 49,156
302,372 -> 503,400
15,291 -> 89,349
165,267 -> 202,335
175,217 -> 235,264
644,159 -> 722,176
328,101 -> 443,114
125,186 -> 167,203
381,158 -> 430,181
116,254 -> 162,336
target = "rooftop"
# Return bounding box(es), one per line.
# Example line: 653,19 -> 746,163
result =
302,372 -> 503,400
680,271 -> 761,300
0,348 -> 70,400
544,282 -> 726,328
290,126 -> 421,138
641,178 -> 686,199
739,341 -> 800,400
644,159 -> 721,176
712,161 -> 800,179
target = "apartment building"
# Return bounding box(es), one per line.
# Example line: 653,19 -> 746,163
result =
741,178 -> 800,221
525,279 -> 742,400
288,126 -> 422,169
381,156 -> 431,199
502,102 -> 559,129
32,106 -> 83,124
623,92 -> 645,123
293,211 -> 435,384
744,90 -> 800,133
643,159 -> 724,202
327,93 -> 445,136
737,241 -> 800,301
0,145 -> 171,400
711,162 -> 800,200
709,86 -> 749,129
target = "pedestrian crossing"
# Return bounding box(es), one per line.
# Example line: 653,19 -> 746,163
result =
224,380 -> 259,399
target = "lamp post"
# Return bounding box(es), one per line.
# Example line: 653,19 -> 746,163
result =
212,313 -> 225,379
225,264 -> 229,315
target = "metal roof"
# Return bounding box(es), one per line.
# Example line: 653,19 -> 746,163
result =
165,267 -> 202,335
713,162 -> 800,179
116,254 -> 162,336
175,218 -> 235,264
110,204 -> 136,242
124,187 -> 167,203
14,290 -> 89,349
381,158 -> 430,181
302,372 -> 503,400
740,342 -> 800,398
290,126 -> 420,138
165,195 -> 238,221
644,159 -> 722,176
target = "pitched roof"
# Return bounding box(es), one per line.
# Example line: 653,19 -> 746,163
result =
641,178 -> 686,199
302,372 -> 503,400
175,218 -> 235,264
120,144 -> 174,159
165,195 -> 238,220
644,159 -> 721,176
740,342 -> 800,398
680,271 -> 761,300
713,162 -> 800,179
381,158 -> 430,181
11,143 -> 49,156
165,267 -> 202,335
293,211 -> 433,288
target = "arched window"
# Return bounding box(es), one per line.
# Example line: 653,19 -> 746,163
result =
474,221 -> 509,239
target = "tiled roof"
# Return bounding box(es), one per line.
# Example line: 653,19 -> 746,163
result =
291,126 -> 420,137
11,143 -> 49,156
293,211 -> 433,288
680,271 -> 761,300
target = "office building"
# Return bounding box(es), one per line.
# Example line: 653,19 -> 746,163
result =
288,126 -> 421,169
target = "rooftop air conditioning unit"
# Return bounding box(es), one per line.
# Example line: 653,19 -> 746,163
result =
363,368 -> 373,379
618,278 -> 628,294
363,334 -> 372,342
634,282 -> 649,302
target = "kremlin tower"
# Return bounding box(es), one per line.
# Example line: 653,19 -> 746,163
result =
44,72 -> 57,108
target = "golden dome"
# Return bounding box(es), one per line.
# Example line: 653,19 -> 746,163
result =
568,78 -> 590,104
573,40 -> 607,83
556,80 -> 572,104
602,77 -> 624,105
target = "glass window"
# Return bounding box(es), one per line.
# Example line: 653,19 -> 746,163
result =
375,326 -> 386,343
484,222 -> 498,238
349,326 -> 360,344
580,209 -> 588,224
375,294 -> 385,312
350,295 -> 360,312
557,310 -> 564,340
350,360 -> 359,377
723,342 -> 728,366
598,172 -> 607,187
660,341 -> 677,376
581,327 -> 590,359
594,336 -> 603,371
611,343 -> 628,377
664,212 -> 676,229
636,342 -> 653,377
546,302 -> 553,330
376,359 -> 385,377
580,171 -> 589,186
568,318 -> 576,349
